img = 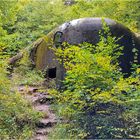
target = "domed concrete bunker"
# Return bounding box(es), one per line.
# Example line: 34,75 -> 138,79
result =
30,18 -> 140,87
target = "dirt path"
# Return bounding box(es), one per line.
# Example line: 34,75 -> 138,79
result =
18,86 -> 57,140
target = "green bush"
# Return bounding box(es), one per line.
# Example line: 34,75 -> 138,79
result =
49,31 -> 140,139
11,48 -> 44,86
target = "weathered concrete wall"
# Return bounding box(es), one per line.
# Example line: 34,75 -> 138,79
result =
30,32 -> 64,88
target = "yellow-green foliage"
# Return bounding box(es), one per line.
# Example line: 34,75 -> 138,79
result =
1,0 -> 140,57
0,0 -> 140,139
12,48 -> 44,86
49,33 -> 140,139
0,60 -> 42,139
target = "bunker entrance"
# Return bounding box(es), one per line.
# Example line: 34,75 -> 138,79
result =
48,67 -> 56,78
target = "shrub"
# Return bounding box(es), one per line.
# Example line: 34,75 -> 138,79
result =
11,48 -> 44,86
49,30 -> 140,139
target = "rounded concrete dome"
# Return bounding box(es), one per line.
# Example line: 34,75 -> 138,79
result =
53,18 -> 140,75
31,18 -> 140,77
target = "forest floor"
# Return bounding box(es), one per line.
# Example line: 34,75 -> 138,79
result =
17,85 -> 58,140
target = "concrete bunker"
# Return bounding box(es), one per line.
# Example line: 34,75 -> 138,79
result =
30,33 -> 65,88
30,18 -> 140,87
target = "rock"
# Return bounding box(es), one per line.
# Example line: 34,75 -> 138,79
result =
36,118 -> 57,128
34,104 -> 50,112
18,86 -> 38,95
64,0 -> 75,5
35,128 -> 48,135
36,96 -> 53,104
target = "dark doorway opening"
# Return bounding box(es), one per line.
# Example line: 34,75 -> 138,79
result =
48,67 -> 56,78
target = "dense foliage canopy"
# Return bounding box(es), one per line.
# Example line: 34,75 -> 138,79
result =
0,0 -> 140,57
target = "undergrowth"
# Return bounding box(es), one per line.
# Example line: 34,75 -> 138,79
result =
0,60 -> 43,139
48,28 -> 140,139
11,49 -> 44,86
